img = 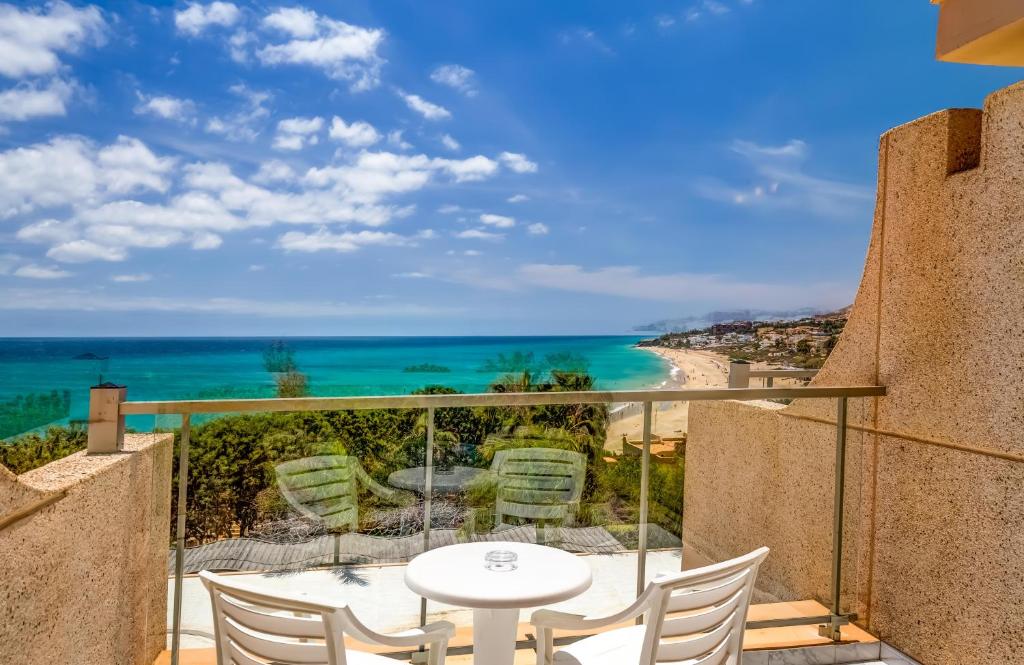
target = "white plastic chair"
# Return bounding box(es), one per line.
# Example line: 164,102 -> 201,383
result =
531,547 -> 769,665
490,447 -> 587,528
275,455 -> 411,532
200,570 -> 454,665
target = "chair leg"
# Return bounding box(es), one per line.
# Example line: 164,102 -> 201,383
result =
535,627 -> 553,665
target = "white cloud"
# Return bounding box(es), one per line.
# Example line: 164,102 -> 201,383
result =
329,116 -> 380,148
97,136 -> 176,194
3,133 -> 512,264
260,7 -> 318,38
277,227 -> 416,253
703,0 -> 731,16
438,204 -> 460,214
398,90 -> 451,121
513,264 -> 851,309
273,116 -> 323,151
0,136 -> 172,217
16,218 -> 76,244
256,9 -> 384,92
527,222 -> 549,235
0,2 -> 106,79
455,229 -> 503,241
507,194 -> 529,203
656,15 -> 676,28
732,139 -> 806,159
463,249 -> 482,256
175,2 -> 240,37
47,239 -> 126,263
435,155 -> 498,182
252,159 -> 295,184
111,273 -> 152,283
479,213 -> 515,228
191,231 -> 223,249
387,129 -> 412,150
499,152 -> 538,174
134,92 -> 196,123
13,264 -> 71,279
695,139 -> 872,219
430,64 -> 477,96
558,27 -> 614,55
393,271 -> 430,279
440,134 -> 460,151
205,83 -> 270,142
0,287 -> 455,317
0,78 -> 76,121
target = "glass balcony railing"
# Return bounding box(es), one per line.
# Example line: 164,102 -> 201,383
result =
88,381 -> 884,663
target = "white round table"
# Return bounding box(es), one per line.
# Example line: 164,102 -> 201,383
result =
405,541 -> 592,665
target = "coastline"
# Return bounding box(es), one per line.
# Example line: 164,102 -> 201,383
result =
605,346 -> 730,451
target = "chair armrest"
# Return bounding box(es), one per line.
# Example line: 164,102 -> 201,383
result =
531,586 -> 655,631
356,464 -> 416,506
347,619 -> 456,649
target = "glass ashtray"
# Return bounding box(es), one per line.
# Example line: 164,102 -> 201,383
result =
484,549 -> 518,572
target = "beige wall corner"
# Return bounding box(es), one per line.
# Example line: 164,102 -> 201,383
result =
0,463 -> 62,532
0,433 -> 173,665
685,80 -> 1024,665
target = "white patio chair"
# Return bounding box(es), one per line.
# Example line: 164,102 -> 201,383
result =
200,570 -> 454,665
531,547 -> 769,665
275,455 -> 411,533
490,447 -> 587,528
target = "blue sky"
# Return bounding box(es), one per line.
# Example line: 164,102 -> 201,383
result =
0,1 -> 1018,336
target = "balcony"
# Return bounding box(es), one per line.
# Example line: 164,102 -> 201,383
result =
5,380 -> 898,665
5,81 -> 1024,665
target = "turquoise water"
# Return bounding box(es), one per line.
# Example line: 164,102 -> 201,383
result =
0,337 -> 667,434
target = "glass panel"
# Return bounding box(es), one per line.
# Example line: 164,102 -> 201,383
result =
643,400 -> 686,587
168,407 -> 427,653
425,383 -> 645,630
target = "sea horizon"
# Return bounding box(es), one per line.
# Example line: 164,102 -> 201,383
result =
0,335 -> 670,437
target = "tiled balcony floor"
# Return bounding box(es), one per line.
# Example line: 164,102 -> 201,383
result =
161,548 -> 880,663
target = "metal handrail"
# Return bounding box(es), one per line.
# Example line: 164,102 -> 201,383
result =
119,385 -> 883,415
748,369 -> 819,378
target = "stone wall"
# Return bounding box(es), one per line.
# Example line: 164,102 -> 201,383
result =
0,433 -> 172,665
685,80 -> 1024,665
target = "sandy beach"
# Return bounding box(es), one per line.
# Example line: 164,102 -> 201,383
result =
605,347 -> 730,451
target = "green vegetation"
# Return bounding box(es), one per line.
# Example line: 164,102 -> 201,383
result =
263,340 -> 310,398
0,390 -> 72,440
1,367 -> 686,552
477,351 -> 590,376
0,424 -> 86,474
403,363 -> 451,373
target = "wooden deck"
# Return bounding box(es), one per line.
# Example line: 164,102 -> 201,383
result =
169,524 -> 681,574
155,600 -> 882,664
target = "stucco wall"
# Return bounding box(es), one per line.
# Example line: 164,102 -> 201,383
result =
685,81 -> 1024,665
0,433 -> 172,665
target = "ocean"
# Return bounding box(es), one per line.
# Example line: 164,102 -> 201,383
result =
0,336 -> 667,436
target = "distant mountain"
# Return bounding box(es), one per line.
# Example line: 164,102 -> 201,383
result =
634,307 -> 836,333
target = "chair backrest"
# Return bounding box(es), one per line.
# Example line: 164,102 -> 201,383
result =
639,547 -> 769,665
275,455 -> 360,532
490,447 -> 587,525
200,570 -> 351,665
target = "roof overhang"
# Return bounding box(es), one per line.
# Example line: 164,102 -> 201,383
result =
933,0 -> 1024,66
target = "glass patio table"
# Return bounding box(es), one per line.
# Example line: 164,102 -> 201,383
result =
405,541 -> 592,665
387,465 -> 488,493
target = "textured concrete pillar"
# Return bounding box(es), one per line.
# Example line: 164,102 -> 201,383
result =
727,360 -> 750,389
87,384 -> 126,454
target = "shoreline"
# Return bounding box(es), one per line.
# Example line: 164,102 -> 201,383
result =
605,346 -> 730,451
